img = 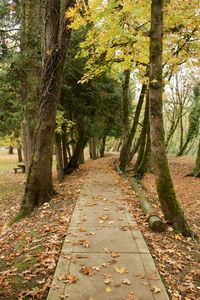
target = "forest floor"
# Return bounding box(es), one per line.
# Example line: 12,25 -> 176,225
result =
0,152 -> 199,299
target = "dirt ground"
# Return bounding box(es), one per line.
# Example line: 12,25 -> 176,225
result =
0,153 -> 199,299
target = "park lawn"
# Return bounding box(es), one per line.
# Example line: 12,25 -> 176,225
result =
0,151 -> 19,172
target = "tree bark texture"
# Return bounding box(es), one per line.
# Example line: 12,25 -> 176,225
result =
134,95 -> 149,170
19,0 -> 42,165
20,0 -> 75,215
149,0 -> 191,236
119,84 -> 147,171
65,119 -> 87,173
100,135 -> 106,157
134,95 -> 150,179
21,118 -> 32,170
189,138 -> 200,177
55,132 -> 64,182
17,146 -> 23,163
61,123 -> 69,168
122,69 -> 130,146
8,146 -> 14,154
90,137 -> 97,160
131,179 -> 165,232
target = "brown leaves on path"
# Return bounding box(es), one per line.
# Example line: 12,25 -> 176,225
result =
0,167 -> 87,299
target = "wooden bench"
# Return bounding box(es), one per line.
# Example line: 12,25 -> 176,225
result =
14,164 -> 25,173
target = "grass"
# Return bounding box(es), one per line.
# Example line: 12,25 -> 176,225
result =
0,150 -> 19,172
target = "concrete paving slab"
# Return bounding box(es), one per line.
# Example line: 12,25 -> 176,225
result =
63,253 -> 156,300
47,164 -> 169,300
69,226 -> 139,253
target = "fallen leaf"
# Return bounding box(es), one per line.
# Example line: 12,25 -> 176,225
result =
122,278 -> 131,285
93,266 -> 100,271
111,252 -> 120,258
115,267 -> 128,274
79,227 -> 87,232
108,221 -> 115,224
79,266 -> 94,276
58,273 -> 78,284
100,214 -> 112,221
103,248 -> 111,253
105,287 -> 112,293
151,285 -> 161,294
59,293 -> 69,299
104,278 -> 112,284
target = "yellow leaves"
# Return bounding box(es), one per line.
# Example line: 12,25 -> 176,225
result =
105,287 -> 112,293
65,7 -> 76,20
114,267 -> 128,274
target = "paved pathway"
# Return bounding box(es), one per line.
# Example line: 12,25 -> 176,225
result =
47,162 -> 169,300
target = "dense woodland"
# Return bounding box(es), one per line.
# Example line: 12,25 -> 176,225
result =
0,0 -> 200,299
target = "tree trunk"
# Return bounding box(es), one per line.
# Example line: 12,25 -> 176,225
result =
188,138 -> 200,177
61,123 -> 68,168
21,118 -> 32,169
134,95 -> 150,179
119,84 -> 147,171
66,143 -> 72,159
177,135 -> 191,156
122,70 -> 130,145
65,135 -> 87,173
8,146 -> 14,154
165,117 -> 179,150
70,126 -> 76,155
100,135 -> 106,158
131,179 -> 165,232
19,0 -> 42,163
149,0 -> 191,236
55,132 -> 64,182
129,137 -> 140,161
179,101 -> 184,152
79,150 -> 85,164
18,0 -> 75,216
134,95 -> 149,170
17,146 -> 23,163
65,119 -> 87,173
90,137 -> 97,160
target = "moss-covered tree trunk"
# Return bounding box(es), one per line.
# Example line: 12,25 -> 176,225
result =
165,116 -> 179,150
19,0 -> 42,168
149,0 -> 191,236
19,0 -> 75,216
189,138 -> 200,177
